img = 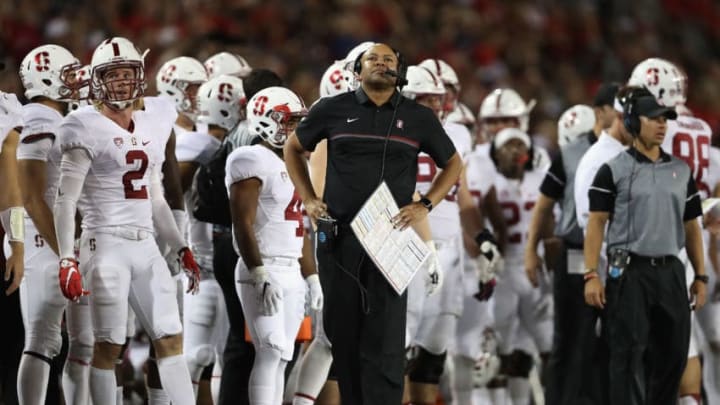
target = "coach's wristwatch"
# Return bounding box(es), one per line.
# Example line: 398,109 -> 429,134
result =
694,274 -> 709,284
419,196 -> 433,212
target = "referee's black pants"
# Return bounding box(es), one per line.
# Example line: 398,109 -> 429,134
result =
545,244 -> 604,405
317,229 -> 406,405
605,254 -> 690,405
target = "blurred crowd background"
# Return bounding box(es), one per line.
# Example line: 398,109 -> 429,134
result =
2,0 -> 720,151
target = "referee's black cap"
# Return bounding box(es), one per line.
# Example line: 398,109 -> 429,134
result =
593,82 -> 621,107
635,96 -> 678,120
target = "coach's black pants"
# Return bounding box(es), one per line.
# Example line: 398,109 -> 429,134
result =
213,232 -> 254,405
605,254 -> 690,405
544,244 -> 604,405
317,229 -> 406,405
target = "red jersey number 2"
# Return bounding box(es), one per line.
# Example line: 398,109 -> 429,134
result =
285,191 -> 304,237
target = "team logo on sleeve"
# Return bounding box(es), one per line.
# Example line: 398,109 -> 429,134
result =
396,119 -> 404,129
114,137 -> 124,148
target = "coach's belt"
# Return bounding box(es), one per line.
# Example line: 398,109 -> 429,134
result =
94,226 -> 154,241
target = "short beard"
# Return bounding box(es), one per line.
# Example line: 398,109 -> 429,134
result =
363,74 -> 395,91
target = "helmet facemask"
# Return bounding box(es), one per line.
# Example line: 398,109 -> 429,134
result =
259,107 -> 307,149
92,62 -> 145,110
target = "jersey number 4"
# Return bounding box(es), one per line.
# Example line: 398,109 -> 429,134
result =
123,150 -> 149,199
285,191 -> 304,237
673,132 -> 710,196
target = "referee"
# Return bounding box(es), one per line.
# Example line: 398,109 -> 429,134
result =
284,43 -> 462,404
583,91 -> 707,405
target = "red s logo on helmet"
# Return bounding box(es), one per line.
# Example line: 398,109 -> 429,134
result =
217,83 -> 234,102
34,51 -> 50,72
329,69 -> 343,90
161,65 -> 176,83
253,95 -> 269,116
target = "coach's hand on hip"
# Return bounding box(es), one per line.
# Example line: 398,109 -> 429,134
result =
392,201 -> 429,230
690,278 -> 707,310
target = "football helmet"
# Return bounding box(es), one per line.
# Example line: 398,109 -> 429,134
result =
204,52 -> 252,79
19,44 -> 80,102
418,59 -> 460,92
401,66 -> 445,99
69,65 -> 91,111
627,57 -> 686,107
196,75 -> 246,131
156,56 -> 208,118
90,37 -> 146,110
246,86 -> 307,148
558,104 -> 595,147
446,102 -> 477,127
479,88 -> 536,133
319,61 -> 353,98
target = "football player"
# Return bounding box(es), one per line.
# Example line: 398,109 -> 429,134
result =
490,128 -> 552,405
226,87 -> 323,405
52,37 -> 200,405
204,52 -> 252,80
15,44 -> 94,405
557,104 -> 596,148
176,74 -> 244,402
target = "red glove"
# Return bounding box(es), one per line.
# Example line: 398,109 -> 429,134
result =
474,278 -> 496,301
59,258 -> 89,301
179,247 -> 200,294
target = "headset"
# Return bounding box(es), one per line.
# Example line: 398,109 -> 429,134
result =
622,87 -> 653,137
353,48 -> 408,87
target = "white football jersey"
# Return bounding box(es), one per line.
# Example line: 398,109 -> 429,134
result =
0,92 -> 23,153
708,146 -> 720,193
59,104 -> 174,231
225,144 -> 304,259
140,96 -> 178,164
494,169 -> 545,266
416,122 -> 472,240
17,103 -> 63,210
662,115 -> 713,199
176,131 -> 222,269
465,147 -> 498,208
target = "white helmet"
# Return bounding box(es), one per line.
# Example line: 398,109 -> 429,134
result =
246,86 -> 307,148
19,44 -> 80,102
204,52 -> 252,79
196,75 -> 246,131
90,37 -> 146,109
558,104 -> 596,148
400,66 -> 445,100
479,88 -> 536,132
418,59 -> 460,92
319,61 -> 353,98
337,42 -> 375,92
446,102 -> 477,127
69,65 -> 91,111
156,56 -> 208,118
628,57 -> 686,107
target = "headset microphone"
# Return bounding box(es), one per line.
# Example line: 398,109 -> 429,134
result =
383,69 -> 408,87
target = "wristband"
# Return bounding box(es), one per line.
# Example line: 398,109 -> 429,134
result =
419,196 -> 433,212
0,207 -> 25,243
694,274 -> 709,284
583,271 -> 598,282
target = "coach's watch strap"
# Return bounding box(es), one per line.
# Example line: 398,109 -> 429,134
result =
419,196 -> 433,212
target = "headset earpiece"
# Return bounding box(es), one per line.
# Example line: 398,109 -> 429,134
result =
622,90 -> 641,137
353,51 -> 365,75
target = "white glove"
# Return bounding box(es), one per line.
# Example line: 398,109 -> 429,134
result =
251,266 -> 281,316
425,241 -> 444,297
305,274 -> 324,311
478,240 -> 503,276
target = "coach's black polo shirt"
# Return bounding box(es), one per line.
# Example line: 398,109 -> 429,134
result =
296,88 -> 456,224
